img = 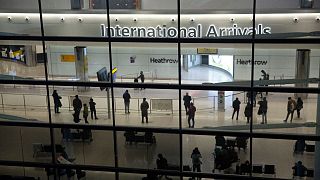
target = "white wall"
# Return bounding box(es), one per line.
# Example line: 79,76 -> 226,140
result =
48,45 -> 180,79
232,49 -> 320,80
48,45 -> 320,80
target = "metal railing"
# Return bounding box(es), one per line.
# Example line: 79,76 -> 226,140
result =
119,71 -> 155,82
0,91 -> 246,115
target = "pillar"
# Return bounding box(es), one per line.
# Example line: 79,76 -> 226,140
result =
74,46 -> 89,92
294,49 -> 310,99
24,45 -> 37,67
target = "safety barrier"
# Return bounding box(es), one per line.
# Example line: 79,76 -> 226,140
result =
0,91 -> 246,115
119,71 -> 155,82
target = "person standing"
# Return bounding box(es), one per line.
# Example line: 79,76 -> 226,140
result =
191,147 -> 202,180
123,90 -> 131,114
83,104 -> 89,123
183,92 -> 192,114
296,97 -> 303,119
188,102 -> 196,128
258,97 -> 268,124
284,97 -> 296,123
73,95 -> 82,123
244,102 -> 252,124
137,71 -> 145,90
140,98 -> 149,123
232,98 -> 241,120
52,90 -> 62,113
89,98 -> 98,120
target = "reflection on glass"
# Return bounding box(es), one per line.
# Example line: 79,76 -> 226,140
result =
118,132 -> 179,170
253,138 -> 315,179
54,128 -> 114,166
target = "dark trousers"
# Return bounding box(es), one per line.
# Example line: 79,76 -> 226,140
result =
246,116 -> 251,123
184,104 -> 190,114
188,116 -> 195,128
192,164 -> 201,180
297,109 -> 301,118
74,110 -> 81,121
124,101 -> 130,113
142,114 -> 148,123
285,110 -> 294,122
54,104 -> 59,113
91,109 -> 97,119
232,108 -> 239,120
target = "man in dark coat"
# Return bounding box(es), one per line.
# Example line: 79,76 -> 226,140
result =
73,95 -> 82,123
123,90 -> 131,114
232,98 -> 241,120
140,98 -> 149,123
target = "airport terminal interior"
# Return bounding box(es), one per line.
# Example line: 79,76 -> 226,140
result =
0,0 -> 320,179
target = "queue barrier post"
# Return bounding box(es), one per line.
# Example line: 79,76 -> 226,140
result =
1,93 -> 4,110
23,94 -> 26,115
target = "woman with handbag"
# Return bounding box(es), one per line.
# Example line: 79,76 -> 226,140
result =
52,90 -> 62,113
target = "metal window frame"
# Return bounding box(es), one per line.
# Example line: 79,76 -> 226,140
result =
0,0 -> 319,179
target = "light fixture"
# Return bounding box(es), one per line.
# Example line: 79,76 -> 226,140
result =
293,17 -> 299,23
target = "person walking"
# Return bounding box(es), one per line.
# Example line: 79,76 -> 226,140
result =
183,92 -> 192,114
123,90 -> 131,114
188,102 -> 196,128
191,147 -> 202,180
89,98 -> 98,120
284,97 -> 296,123
83,104 -> 89,123
258,97 -> 268,124
296,97 -> 303,119
244,102 -> 252,124
232,98 -> 241,120
52,90 -> 62,113
137,71 -> 145,90
140,98 -> 149,123
72,95 -> 82,123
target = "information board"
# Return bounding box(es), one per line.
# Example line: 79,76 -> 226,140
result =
151,99 -> 173,112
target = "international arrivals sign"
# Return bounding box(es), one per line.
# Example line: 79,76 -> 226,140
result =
100,24 -> 271,38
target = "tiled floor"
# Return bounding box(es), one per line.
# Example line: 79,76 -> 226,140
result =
0,64 -> 318,179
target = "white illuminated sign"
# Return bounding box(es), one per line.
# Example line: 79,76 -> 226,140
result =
100,24 -> 271,38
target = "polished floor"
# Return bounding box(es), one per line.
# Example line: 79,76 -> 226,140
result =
0,63 -> 318,179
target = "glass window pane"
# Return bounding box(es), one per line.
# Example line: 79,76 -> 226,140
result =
54,128 -> 114,166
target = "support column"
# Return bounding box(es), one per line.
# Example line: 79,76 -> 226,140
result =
24,45 -> 37,67
314,62 -> 320,178
74,46 -> 89,92
294,49 -> 310,99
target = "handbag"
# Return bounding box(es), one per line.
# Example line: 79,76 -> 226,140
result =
257,107 -> 262,115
